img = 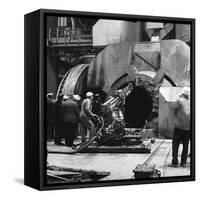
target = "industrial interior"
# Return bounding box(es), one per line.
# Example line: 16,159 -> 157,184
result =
46,16 -> 191,184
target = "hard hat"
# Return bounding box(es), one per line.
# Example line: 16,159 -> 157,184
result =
94,93 -> 100,97
63,95 -> 69,101
73,95 -> 81,101
47,93 -> 53,98
180,87 -> 190,97
86,92 -> 94,98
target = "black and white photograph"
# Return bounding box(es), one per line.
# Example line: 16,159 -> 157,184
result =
45,13 -> 194,186
1,0 -> 200,197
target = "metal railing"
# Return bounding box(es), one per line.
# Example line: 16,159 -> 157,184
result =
47,27 -> 92,46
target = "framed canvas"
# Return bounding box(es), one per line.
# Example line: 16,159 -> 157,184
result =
24,9 -> 195,190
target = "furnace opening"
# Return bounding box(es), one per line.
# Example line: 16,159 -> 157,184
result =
124,86 -> 153,128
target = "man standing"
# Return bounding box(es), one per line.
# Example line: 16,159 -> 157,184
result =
169,87 -> 190,167
61,95 -> 80,147
80,92 -> 97,143
54,94 -> 63,145
46,93 -> 54,140
92,93 -> 101,116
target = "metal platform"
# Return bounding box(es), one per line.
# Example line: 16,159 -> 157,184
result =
47,138 -> 151,154
80,145 -> 150,153
48,144 -> 151,154
47,139 -> 191,181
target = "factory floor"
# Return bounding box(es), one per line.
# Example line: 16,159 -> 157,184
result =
47,139 -> 191,181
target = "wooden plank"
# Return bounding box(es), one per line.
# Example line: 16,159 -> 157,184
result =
47,165 -> 111,181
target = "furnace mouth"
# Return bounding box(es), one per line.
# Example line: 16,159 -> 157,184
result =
124,86 -> 153,128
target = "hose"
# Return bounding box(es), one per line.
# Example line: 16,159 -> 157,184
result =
64,116 -> 105,154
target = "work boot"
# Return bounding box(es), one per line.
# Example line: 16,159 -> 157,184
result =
167,163 -> 178,168
180,163 -> 187,167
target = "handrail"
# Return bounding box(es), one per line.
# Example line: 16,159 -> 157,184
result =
48,27 -> 92,40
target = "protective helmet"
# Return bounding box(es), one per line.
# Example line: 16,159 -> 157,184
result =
94,93 -> 100,97
63,95 -> 69,101
47,93 -> 53,98
73,95 -> 81,101
86,92 -> 94,98
180,87 -> 190,97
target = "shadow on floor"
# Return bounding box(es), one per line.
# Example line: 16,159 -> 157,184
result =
14,178 -> 24,185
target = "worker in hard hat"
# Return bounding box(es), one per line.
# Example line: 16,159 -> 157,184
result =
60,94 -> 80,147
46,93 -> 55,140
168,87 -> 190,167
54,94 -> 64,145
80,92 -> 97,143
92,93 -> 101,116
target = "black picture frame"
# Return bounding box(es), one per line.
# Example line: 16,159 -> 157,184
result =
24,9 -> 195,190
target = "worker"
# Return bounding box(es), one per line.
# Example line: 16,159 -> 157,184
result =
61,95 -> 80,147
46,93 -> 55,140
80,92 -> 97,143
92,93 -> 101,116
168,87 -> 190,167
72,94 -> 82,113
54,94 -> 63,145
73,95 -> 82,138
116,89 -> 126,116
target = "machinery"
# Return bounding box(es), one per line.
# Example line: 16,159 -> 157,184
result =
71,83 -> 151,153
56,40 -> 190,139
95,83 -> 134,146
132,164 -> 161,179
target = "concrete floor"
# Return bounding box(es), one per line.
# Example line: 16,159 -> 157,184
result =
47,139 -> 191,181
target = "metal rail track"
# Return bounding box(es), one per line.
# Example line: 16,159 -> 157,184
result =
138,139 -> 172,178
162,145 -> 172,176
142,139 -> 165,166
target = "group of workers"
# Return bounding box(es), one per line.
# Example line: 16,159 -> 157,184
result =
47,86 -> 191,167
47,92 -> 100,147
